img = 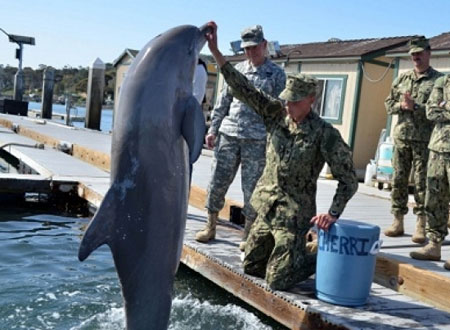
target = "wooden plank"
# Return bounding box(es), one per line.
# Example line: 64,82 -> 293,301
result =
0,117 -> 16,130
18,126 -> 61,149
189,184 -> 243,221
72,144 -> 110,172
77,182 -> 105,208
180,244 -> 346,330
375,253 -> 450,313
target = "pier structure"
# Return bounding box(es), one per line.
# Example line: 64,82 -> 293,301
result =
85,58 -> 105,130
0,112 -> 449,329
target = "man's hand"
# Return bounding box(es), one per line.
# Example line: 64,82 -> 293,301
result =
400,92 -> 415,111
205,133 -> 216,150
310,213 -> 337,231
205,21 -> 226,68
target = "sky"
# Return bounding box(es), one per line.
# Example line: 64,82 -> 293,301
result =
1,0 -> 450,69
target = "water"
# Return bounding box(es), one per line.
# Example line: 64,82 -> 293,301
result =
27,102 -> 113,132
0,205 -> 285,329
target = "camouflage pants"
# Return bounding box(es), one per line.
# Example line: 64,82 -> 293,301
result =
425,151 -> 450,243
243,204 -> 316,290
206,133 -> 266,220
391,139 -> 429,216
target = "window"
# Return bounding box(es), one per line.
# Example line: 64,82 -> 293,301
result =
312,75 -> 347,123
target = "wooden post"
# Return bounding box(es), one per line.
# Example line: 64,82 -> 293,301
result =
85,58 -> 105,130
41,67 -> 54,119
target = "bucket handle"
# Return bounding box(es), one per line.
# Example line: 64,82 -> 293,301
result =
369,240 -> 383,255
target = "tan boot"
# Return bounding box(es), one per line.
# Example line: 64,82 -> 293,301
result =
410,241 -> 441,261
305,229 -> 318,254
195,212 -> 218,243
411,215 -> 426,244
306,241 -> 318,254
444,259 -> 450,270
239,217 -> 253,252
384,215 -> 404,237
444,260 -> 450,270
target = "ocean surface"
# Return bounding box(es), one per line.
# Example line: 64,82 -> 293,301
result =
0,205 -> 285,330
28,102 -> 113,132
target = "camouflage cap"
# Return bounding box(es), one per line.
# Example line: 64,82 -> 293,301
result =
279,73 -> 318,102
241,25 -> 264,48
408,36 -> 430,54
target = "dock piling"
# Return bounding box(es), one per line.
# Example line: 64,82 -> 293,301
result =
85,58 -> 105,130
41,67 -> 55,119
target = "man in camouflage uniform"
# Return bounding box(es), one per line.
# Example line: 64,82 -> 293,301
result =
205,22 -> 358,290
384,36 -> 442,243
196,25 -> 286,250
410,74 -> 450,271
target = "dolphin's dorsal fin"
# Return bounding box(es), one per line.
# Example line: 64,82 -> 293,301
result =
78,186 -> 118,261
181,96 -> 206,164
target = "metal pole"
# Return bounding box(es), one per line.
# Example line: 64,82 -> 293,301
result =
13,44 -> 23,101
65,94 -> 72,126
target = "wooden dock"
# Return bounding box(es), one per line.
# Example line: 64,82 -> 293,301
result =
0,112 -> 449,329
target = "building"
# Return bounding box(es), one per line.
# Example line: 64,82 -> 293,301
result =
221,36 -> 412,178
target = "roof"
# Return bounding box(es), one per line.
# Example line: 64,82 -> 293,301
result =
225,36 -> 413,62
112,49 -> 139,67
386,32 -> 450,55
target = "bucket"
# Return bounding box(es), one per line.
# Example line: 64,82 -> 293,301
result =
315,219 -> 381,306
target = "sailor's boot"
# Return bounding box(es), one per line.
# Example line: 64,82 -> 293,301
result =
444,260 -> 450,271
306,229 -> 318,254
195,212 -> 218,243
239,217 -> 254,252
410,241 -> 441,261
384,215 -> 404,237
411,215 -> 426,244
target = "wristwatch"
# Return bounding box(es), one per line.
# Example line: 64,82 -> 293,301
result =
413,103 -> 419,110
329,210 -> 340,218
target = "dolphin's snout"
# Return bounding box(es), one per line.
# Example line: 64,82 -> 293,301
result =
198,23 -> 213,36
196,24 -> 212,53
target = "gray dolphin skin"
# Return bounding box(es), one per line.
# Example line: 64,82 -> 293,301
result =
78,24 -> 209,330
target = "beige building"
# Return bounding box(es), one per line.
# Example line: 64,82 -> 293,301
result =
222,36 -> 411,178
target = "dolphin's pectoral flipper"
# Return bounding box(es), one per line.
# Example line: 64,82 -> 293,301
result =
78,186 -> 119,261
181,96 -> 206,164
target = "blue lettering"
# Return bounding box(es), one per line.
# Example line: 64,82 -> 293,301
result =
330,235 -> 338,253
349,237 -> 358,256
339,236 -> 350,255
319,233 -> 371,256
357,238 -> 369,256
318,231 -> 325,251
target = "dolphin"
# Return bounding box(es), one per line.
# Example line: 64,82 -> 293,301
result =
78,24 -> 209,330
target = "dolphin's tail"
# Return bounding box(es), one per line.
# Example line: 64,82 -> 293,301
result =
78,186 -> 118,261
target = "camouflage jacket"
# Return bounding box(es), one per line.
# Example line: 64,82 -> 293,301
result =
209,58 -> 286,140
426,74 -> 450,153
385,67 -> 442,142
220,62 -> 358,226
